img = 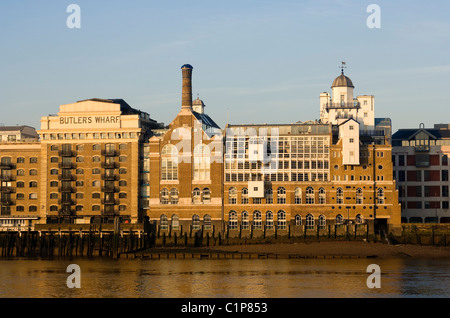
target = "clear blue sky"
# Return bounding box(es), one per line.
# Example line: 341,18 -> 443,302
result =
1,0 -> 449,133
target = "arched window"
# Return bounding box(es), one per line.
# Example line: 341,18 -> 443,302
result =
171,214 -> 179,230
160,214 -> 168,230
192,214 -> 201,231
377,188 -> 385,204
336,214 -> 344,225
265,188 -> 273,204
170,188 -> 178,204
318,215 -> 326,230
203,214 -> 212,230
277,210 -> 286,230
241,188 -> 249,204
161,144 -> 178,181
92,180 -> 100,187
266,211 -> 274,229
294,188 -> 302,204
318,188 -> 326,204
306,214 -> 314,230
356,188 -> 363,204
161,188 -> 169,204
253,211 -> 262,230
355,214 -> 364,224
228,211 -> 238,230
229,187 -> 237,204
193,188 -> 201,204
277,187 -> 286,204
241,211 -> 249,230
202,188 -> 211,204
336,187 -> 344,204
193,144 -> 210,181
295,215 -> 302,226
306,187 -> 314,204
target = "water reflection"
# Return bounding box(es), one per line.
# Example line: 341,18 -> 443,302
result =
0,258 -> 448,298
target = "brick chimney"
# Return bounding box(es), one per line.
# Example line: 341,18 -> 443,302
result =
181,64 -> 193,110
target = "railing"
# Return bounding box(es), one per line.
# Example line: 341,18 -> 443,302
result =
101,199 -> 119,205
58,174 -> 76,181
325,101 -> 360,109
101,162 -> 119,169
58,199 -> 76,205
101,186 -> 119,193
101,174 -> 118,181
0,163 -> 15,170
102,150 -> 119,157
59,162 -> 76,169
59,186 -> 76,193
58,150 -> 77,157
0,175 -> 15,182
0,186 -> 16,194
415,145 -> 430,152
0,199 -> 16,206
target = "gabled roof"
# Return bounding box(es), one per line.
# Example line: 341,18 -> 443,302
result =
391,128 -> 450,141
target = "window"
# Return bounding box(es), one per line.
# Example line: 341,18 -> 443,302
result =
192,215 -> 201,231
241,211 -> 249,230
356,188 -> 363,204
349,138 -> 354,143
17,157 -> 25,163
277,210 -> 286,230
30,157 -> 38,163
170,188 -> 179,204
92,205 -> 100,211
29,169 -> 38,176
92,193 -> 101,199
160,215 -> 168,230
266,211 -> 274,229
355,214 -> 364,224
29,181 -> 38,188
336,188 -> 344,204
16,193 -> 24,200
92,168 -> 101,175
318,188 -> 326,204
241,188 -> 249,204
29,206 -> 37,212
161,188 -> 169,204
265,188 -> 273,204
119,180 -> 127,187
336,214 -> 344,225
202,188 -> 211,203
203,215 -> 212,230
16,206 -> 24,212
17,169 -> 25,176
92,144 -> 101,151
171,215 -> 179,230
228,211 -> 238,230
294,188 -> 302,204
92,180 -> 100,187
306,214 -> 314,230
318,215 -> 326,230
119,168 -> 127,174
295,215 -> 302,226
50,157 -> 58,163
377,188 -> 385,204
193,144 -> 210,181
50,193 -> 58,199
76,156 -> 84,163
17,181 -> 25,188
306,187 -> 314,204
29,193 -> 38,200
119,192 -> 127,199
161,145 -> 178,181
253,211 -> 262,230
228,187 -> 237,204
76,169 -> 84,175
193,188 -> 201,204
92,156 -> 101,162
277,187 -> 286,204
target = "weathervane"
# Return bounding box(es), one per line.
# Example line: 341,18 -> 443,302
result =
340,61 -> 347,74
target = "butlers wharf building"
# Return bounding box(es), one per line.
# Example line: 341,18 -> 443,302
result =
0,64 -> 402,236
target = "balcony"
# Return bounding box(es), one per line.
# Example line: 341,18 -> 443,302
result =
58,186 -> 76,193
101,207 -> 119,216
58,150 -> 77,157
101,162 -> 119,169
58,208 -> 75,216
58,174 -> 76,181
0,187 -> 16,194
102,149 -> 119,157
0,175 -> 15,182
0,163 -> 15,170
101,198 -> 119,205
101,174 -> 118,181
325,101 -> 360,110
415,145 -> 430,152
59,162 -> 76,169
58,199 -> 76,205
0,199 -> 15,206
101,186 -> 119,193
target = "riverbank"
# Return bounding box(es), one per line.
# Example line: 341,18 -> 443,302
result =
134,241 -> 450,260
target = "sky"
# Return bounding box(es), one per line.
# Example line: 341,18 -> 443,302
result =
1,0 -> 449,133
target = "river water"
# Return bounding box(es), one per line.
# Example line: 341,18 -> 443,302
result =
0,257 -> 449,298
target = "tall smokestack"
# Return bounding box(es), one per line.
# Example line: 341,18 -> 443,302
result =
181,64 -> 193,110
